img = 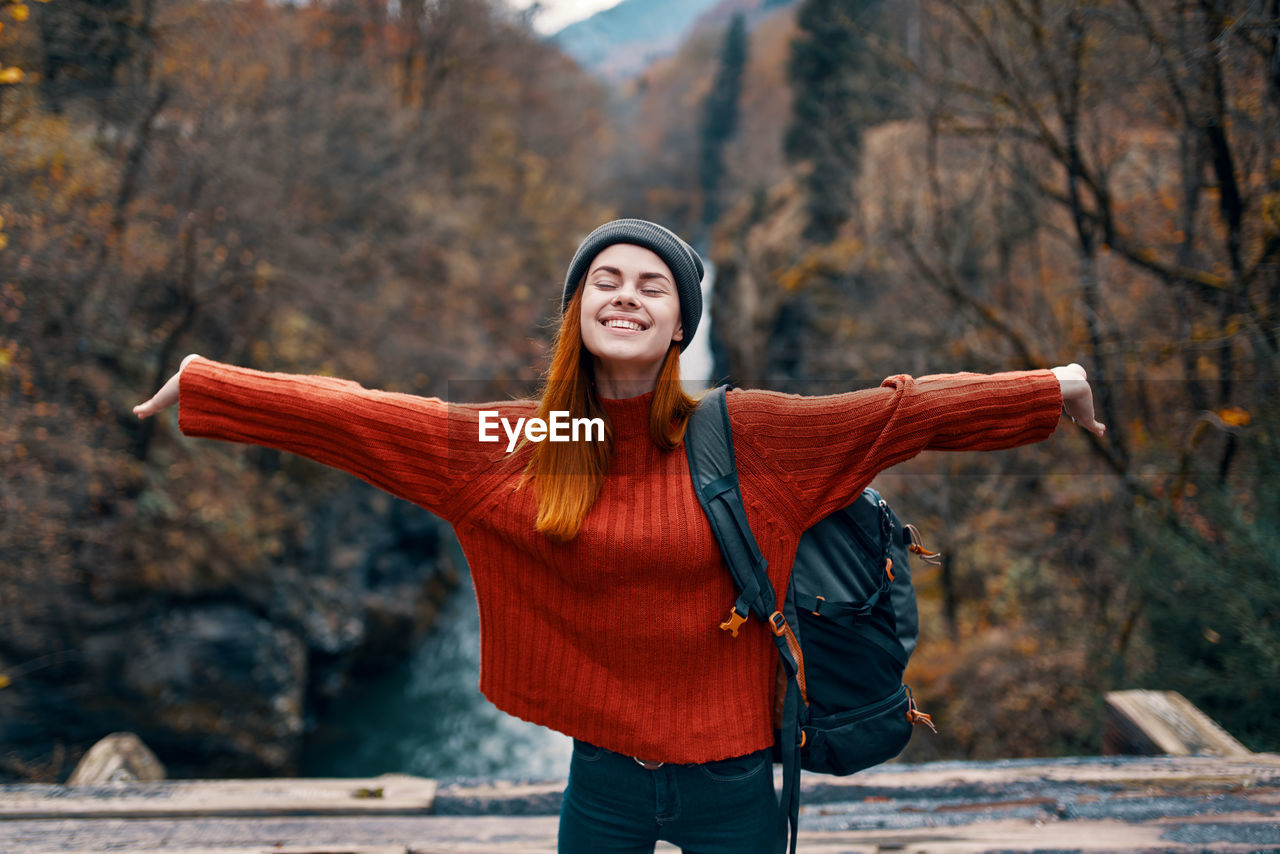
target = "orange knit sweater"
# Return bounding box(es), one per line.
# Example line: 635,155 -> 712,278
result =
178,358 -> 1062,763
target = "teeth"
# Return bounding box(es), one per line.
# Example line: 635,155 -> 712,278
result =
604,319 -> 643,331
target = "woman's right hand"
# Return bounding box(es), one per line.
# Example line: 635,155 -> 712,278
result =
134,353 -> 201,419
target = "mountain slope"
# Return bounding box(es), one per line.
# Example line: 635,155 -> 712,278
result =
551,0 -> 725,80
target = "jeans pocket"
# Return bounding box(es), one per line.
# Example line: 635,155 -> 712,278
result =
697,749 -> 770,782
572,739 -> 605,763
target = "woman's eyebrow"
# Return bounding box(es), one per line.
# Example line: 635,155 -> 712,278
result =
587,265 -> 672,284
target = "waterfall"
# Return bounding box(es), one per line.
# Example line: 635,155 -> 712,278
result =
681,259 -> 716,392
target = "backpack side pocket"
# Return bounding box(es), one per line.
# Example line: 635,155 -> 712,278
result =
802,685 -> 912,775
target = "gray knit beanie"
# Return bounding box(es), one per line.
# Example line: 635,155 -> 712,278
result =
562,219 -> 704,350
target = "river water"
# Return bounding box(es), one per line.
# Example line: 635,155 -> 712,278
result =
301,547 -> 574,780
302,262 -> 716,781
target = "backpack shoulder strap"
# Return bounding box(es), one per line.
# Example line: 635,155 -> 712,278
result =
685,385 -> 776,627
685,385 -> 803,854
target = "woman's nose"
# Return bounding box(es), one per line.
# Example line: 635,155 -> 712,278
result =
612,285 -> 639,306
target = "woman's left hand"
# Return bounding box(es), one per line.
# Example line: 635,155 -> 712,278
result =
1051,363 -> 1106,437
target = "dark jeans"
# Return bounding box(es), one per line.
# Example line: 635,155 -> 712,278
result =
558,739 -> 778,854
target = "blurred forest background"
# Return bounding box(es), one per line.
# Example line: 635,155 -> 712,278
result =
1,0 -> 1278,782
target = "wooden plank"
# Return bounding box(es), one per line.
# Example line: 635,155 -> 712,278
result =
20,848 -> 412,854
18,848 -> 411,854
7,754 -> 1280,822
0,816 -> 565,854
0,773 -> 436,820
796,752 -> 1280,795
6,812 -> 1280,854
5,755 -> 1279,853
795,815 -> 1280,854
1104,689 -> 1252,757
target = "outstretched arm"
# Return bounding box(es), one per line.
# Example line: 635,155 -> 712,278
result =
132,355 -> 512,523
729,364 -> 1099,531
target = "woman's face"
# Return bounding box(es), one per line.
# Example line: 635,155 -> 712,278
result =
578,243 -> 683,377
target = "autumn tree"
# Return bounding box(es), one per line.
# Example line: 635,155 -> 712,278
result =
0,0 -> 45,105
1,0 -> 614,780
34,0 -> 142,112
878,0 -> 1280,752
714,0 -> 1280,755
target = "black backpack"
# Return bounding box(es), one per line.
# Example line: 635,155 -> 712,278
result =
684,386 -> 940,854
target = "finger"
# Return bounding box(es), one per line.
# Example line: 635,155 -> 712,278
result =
134,396 -> 166,418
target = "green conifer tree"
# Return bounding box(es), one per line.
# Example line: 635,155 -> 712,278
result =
699,13 -> 748,229
784,0 -> 898,242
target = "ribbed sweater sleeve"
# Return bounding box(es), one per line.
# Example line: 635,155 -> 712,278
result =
177,357 -> 505,522
727,370 -> 1063,530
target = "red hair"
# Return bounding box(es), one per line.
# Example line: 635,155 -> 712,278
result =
521,287 -> 700,541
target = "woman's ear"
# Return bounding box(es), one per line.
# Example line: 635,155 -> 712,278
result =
673,323 -> 684,343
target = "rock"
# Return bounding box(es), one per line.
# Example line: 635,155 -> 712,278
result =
67,732 -> 166,784
118,604 -> 308,775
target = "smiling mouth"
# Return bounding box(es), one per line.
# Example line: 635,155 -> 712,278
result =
602,318 -> 647,331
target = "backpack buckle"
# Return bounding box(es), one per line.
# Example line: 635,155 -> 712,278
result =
719,606 -> 748,638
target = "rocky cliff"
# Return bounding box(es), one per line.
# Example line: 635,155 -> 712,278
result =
0,479 -> 457,782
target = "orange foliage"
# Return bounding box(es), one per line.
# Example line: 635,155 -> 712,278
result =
712,0 -> 1279,758
0,0 -> 617,779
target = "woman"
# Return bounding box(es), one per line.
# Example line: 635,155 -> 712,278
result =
135,218 -> 1104,854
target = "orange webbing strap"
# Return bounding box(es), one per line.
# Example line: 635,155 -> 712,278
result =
905,524 -> 943,566
906,686 -> 937,733
769,611 -> 808,707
